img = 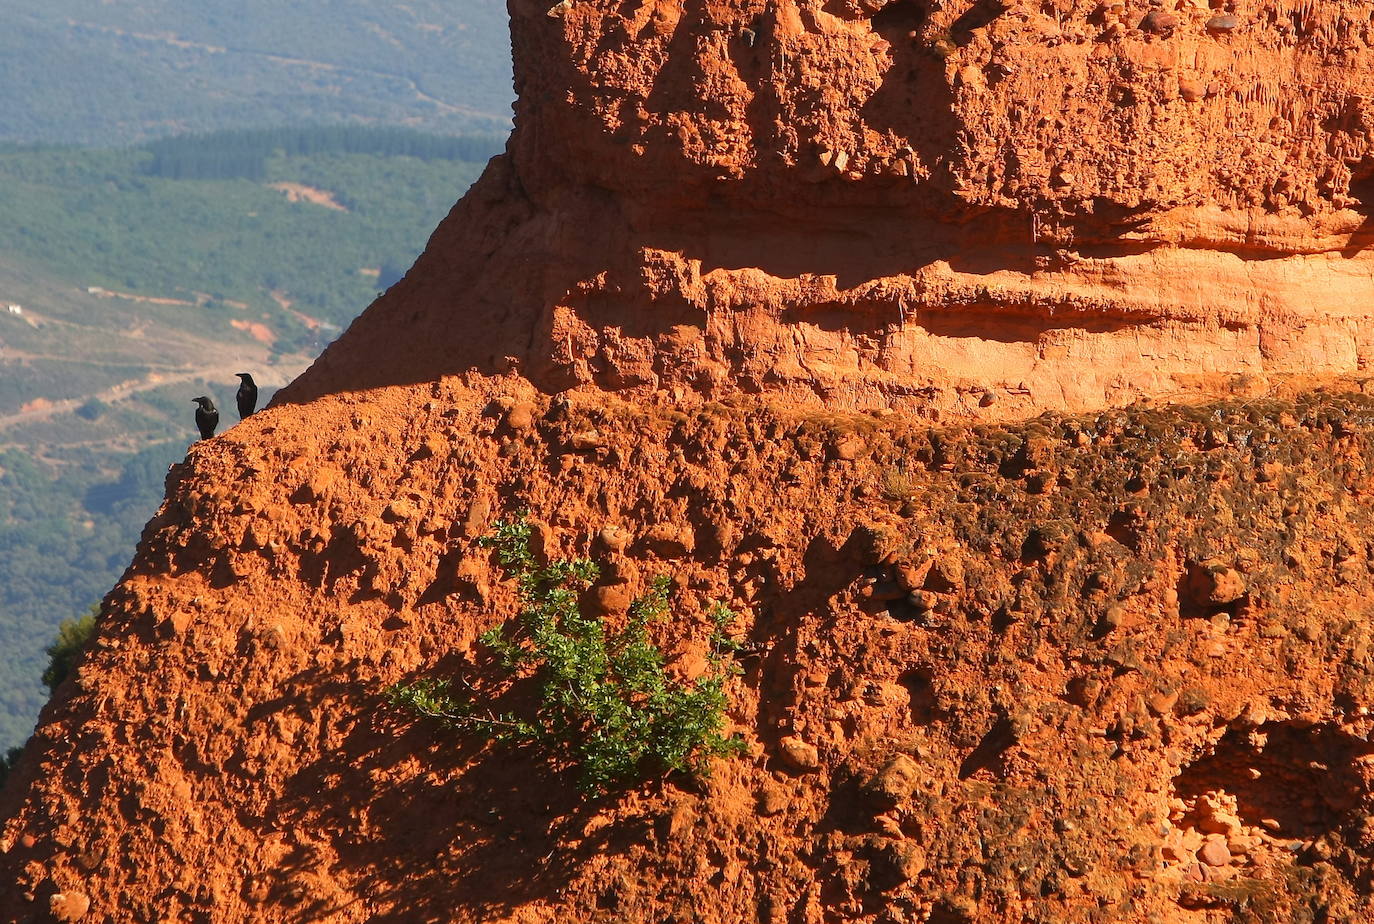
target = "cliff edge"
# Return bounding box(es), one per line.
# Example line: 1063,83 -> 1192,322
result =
7,2 -> 1374,923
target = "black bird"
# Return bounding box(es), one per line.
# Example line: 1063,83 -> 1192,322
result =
235,372 -> 258,420
193,396 -> 219,440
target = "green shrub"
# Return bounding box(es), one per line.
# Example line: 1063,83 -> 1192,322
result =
74,398 -> 108,421
0,745 -> 21,790
41,606 -> 97,693
388,518 -> 745,793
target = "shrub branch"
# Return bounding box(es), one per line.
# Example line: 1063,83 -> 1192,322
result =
387,517 -> 745,793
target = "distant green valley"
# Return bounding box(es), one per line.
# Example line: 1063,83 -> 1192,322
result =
0,127 -> 502,360
0,127 -> 499,749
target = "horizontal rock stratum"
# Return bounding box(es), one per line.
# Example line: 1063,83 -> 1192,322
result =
7,1 -> 1374,923
301,0 -> 1374,421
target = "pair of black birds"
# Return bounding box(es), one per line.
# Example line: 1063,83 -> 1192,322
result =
192,373 -> 257,440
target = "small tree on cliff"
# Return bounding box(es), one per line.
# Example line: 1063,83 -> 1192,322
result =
41,605 -> 98,694
387,518 -> 745,793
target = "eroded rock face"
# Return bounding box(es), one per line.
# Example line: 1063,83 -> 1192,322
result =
9,3 -> 1374,924
5,391 -> 1374,923
517,0 -> 1374,232
288,0 -> 1374,423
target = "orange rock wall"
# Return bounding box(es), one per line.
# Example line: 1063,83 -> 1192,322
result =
496,0 -> 1374,416
7,390 -> 1374,923
7,1 -> 1374,923
291,1 -> 1374,423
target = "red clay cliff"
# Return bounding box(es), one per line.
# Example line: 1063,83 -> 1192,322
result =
300,0 -> 1374,420
8,1 -> 1374,922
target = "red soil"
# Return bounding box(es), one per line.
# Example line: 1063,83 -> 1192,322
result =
9,1 -> 1374,922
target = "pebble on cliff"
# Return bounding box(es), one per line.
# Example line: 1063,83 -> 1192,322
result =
505,402 -> 536,431
568,429 -> 604,451
1186,560 -> 1248,606
527,519 -> 558,566
1198,838 -> 1232,867
832,434 -> 866,461
863,754 -> 921,809
1138,10 -> 1178,35
49,892 -> 91,922
757,784 -> 790,816
597,524 -> 631,553
889,843 -> 926,881
1206,14 -> 1239,34
778,736 -> 821,772
590,583 -> 632,616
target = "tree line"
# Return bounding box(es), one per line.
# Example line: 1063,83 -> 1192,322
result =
142,126 -> 507,180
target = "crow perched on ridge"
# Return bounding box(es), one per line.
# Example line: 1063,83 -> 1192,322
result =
235,373 -> 258,419
193,396 -> 219,440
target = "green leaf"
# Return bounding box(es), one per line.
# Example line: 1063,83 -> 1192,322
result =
388,515 -> 745,794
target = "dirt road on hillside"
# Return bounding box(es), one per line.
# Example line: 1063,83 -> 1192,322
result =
0,358 -> 312,435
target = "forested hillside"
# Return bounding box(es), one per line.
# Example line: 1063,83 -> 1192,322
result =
0,129 -> 501,362
1,0 -> 511,145
0,445 -> 183,751
0,129 -> 497,749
